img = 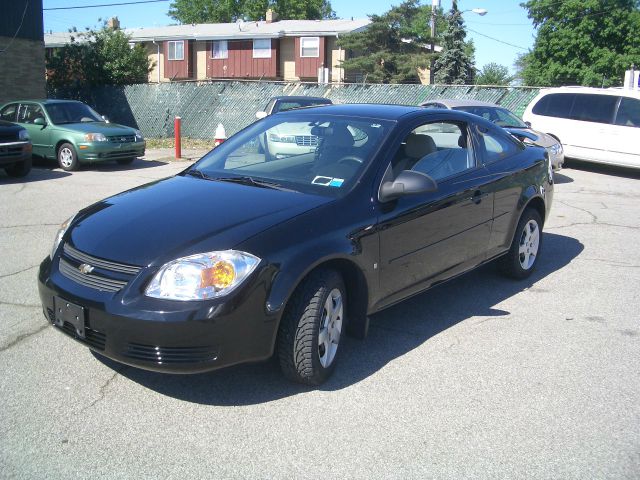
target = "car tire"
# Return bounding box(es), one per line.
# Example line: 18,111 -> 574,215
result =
5,157 -> 32,178
57,143 -> 79,171
277,269 -> 346,385
116,157 -> 135,165
498,208 -> 543,279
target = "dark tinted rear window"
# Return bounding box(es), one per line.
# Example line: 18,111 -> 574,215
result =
532,92 -> 619,125
532,93 -> 575,118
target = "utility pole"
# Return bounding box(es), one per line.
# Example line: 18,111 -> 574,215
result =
430,0 -> 439,84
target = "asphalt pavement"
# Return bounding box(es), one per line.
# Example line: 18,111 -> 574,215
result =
1,153 -> 639,479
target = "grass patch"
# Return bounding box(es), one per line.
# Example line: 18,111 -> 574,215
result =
146,137 -> 216,150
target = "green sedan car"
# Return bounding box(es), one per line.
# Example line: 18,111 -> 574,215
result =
0,99 -> 145,171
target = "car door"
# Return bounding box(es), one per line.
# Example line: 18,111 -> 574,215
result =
376,118 -> 494,307
608,96 -> 640,168
17,103 -> 52,158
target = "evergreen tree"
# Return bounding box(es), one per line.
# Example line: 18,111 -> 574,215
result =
433,0 -> 475,85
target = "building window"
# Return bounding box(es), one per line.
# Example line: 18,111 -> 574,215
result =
300,37 -> 320,58
211,40 -> 228,59
168,41 -> 184,61
253,39 -> 271,59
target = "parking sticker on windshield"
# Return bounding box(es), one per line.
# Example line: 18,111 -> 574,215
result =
312,176 -> 344,187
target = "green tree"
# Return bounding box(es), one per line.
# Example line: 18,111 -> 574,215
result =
433,0 -> 475,84
47,22 -> 152,88
521,0 -> 640,87
338,0 -> 444,83
475,62 -> 514,85
168,0 -> 335,23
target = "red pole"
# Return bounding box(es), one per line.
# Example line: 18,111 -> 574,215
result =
174,116 -> 182,159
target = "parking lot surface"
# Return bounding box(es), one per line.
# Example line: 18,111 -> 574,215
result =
1,155 -> 639,479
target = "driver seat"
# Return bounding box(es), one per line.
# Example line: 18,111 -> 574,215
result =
312,125 -> 356,179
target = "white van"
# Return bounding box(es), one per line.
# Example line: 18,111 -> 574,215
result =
523,87 -> 640,169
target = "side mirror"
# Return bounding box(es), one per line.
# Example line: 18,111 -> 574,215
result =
255,111 -> 267,119
379,170 -> 438,202
505,127 -> 538,143
102,115 -> 109,123
34,117 -> 46,126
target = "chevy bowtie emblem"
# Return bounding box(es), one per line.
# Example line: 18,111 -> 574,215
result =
78,263 -> 94,274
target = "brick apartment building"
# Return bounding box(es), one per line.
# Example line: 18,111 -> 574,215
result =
0,0 -> 46,104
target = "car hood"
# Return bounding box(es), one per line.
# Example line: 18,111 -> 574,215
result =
53,121 -> 136,136
0,120 -> 23,131
68,175 -> 330,267
508,127 -> 558,148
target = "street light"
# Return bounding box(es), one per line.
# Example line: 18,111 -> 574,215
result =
429,1 -> 488,83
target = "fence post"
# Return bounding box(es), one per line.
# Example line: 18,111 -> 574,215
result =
174,116 -> 182,159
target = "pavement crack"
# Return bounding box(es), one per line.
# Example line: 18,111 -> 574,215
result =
80,367 -> 127,413
0,323 -> 50,353
1,223 -> 60,230
0,265 -> 39,279
0,301 -> 40,309
556,199 -> 598,223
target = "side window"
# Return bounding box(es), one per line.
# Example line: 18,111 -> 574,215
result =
392,121 -> 474,181
532,93 -> 575,119
18,104 -> 45,124
614,97 -> 640,128
478,125 -> 521,164
0,104 -> 18,122
569,94 -> 618,124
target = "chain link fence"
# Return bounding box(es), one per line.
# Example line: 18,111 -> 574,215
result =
49,81 -> 541,139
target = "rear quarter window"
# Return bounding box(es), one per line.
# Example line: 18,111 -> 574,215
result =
532,93 -> 575,119
615,97 -> 640,128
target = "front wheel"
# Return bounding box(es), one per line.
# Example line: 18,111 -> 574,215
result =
57,143 -> 79,171
5,157 -> 32,178
498,208 -> 543,279
277,269 -> 346,385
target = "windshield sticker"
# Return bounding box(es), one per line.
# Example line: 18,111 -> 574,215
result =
371,124 -> 381,128
312,176 -> 344,187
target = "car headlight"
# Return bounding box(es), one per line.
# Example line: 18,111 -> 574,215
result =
134,129 -> 143,141
269,133 -> 296,143
84,133 -> 107,142
145,250 -> 260,301
549,143 -> 563,156
19,130 -> 30,141
50,214 -> 76,259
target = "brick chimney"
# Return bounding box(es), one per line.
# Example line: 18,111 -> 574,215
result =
266,9 -> 278,23
107,17 -> 120,30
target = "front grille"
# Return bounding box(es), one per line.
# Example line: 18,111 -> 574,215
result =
124,342 -> 218,365
107,135 -> 136,143
104,150 -> 138,159
58,243 -> 142,293
295,135 -> 318,147
64,244 -> 141,275
47,308 -> 106,350
0,145 -> 24,158
0,133 -> 18,143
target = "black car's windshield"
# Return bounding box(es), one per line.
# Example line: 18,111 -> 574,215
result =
45,102 -> 103,125
454,106 -> 527,128
189,114 -> 394,197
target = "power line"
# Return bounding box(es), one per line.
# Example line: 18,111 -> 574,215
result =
466,27 -> 529,51
44,0 -> 169,11
0,0 -> 30,55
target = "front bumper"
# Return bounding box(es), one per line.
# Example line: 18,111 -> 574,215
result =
0,141 -> 31,166
77,141 -> 146,163
38,255 -> 279,374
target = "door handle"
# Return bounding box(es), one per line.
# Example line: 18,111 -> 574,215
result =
468,190 -> 488,204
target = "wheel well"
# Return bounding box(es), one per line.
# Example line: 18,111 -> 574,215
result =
547,133 -> 560,143
302,259 -> 369,326
55,140 -> 72,155
525,196 -> 546,226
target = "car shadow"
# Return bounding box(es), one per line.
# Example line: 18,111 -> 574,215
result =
553,172 -> 574,184
564,159 -> 640,179
0,167 -> 71,183
103,232 -> 583,404
30,157 -> 168,172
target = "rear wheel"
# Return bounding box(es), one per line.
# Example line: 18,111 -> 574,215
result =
5,157 -> 32,177
498,208 -> 542,279
57,143 -> 79,171
277,269 -> 345,385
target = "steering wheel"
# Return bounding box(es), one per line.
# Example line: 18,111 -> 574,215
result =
337,155 -> 364,166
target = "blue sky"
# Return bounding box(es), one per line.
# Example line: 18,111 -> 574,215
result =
43,0 -> 536,73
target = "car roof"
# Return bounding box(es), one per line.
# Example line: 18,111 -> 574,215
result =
272,96 -> 332,102
3,99 -> 84,105
536,86 -> 640,99
422,98 -> 501,108
277,103 -> 425,120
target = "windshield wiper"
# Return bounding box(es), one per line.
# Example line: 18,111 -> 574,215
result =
185,169 -> 214,180
213,176 -> 296,192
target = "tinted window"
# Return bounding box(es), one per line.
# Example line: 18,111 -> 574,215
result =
44,102 -> 102,124
570,94 -> 617,124
532,93 -> 576,118
455,106 -> 527,128
615,97 -> 640,128
0,104 -> 18,122
478,125 -> 521,164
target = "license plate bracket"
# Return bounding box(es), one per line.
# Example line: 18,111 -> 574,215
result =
53,297 -> 86,338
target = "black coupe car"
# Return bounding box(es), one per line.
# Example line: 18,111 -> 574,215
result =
38,104 -> 553,385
